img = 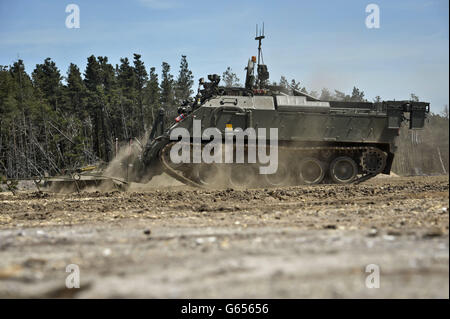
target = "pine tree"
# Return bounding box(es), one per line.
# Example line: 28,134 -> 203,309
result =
62,63 -> 88,166
279,76 -> 289,89
98,56 -> 116,93
222,67 -> 240,87
84,55 -> 103,159
133,54 -> 148,134
117,57 -> 139,139
84,56 -> 101,91
160,62 -> 175,113
144,67 -> 161,127
175,55 -> 193,105
95,57 -> 121,146
350,87 -> 365,102
96,56 -> 116,160
66,63 -> 85,114
32,58 -> 62,111
117,57 -> 136,99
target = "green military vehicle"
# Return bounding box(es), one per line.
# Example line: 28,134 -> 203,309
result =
134,33 -> 429,188
4,33 -> 428,192
7,32 -> 425,193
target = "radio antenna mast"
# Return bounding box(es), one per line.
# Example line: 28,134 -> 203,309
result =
254,23 -> 269,89
255,23 -> 265,65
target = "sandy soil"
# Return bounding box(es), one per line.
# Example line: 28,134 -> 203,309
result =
0,175 -> 448,298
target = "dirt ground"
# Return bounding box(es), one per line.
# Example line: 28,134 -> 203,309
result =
0,175 -> 448,298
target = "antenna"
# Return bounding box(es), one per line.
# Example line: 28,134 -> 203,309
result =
255,23 -> 265,65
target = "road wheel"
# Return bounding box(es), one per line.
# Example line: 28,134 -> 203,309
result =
329,156 -> 358,184
228,165 -> 256,188
195,164 -> 220,186
297,157 -> 326,185
264,162 -> 290,186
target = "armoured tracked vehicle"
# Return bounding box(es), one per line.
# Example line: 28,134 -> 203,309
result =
5,32 -> 429,193
133,32 -> 429,188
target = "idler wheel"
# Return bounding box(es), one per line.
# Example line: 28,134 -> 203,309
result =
264,162 -> 290,186
329,156 -> 358,184
297,157 -> 326,185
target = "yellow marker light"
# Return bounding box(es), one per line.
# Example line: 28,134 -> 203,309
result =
226,124 -> 233,129
251,56 -> 256,63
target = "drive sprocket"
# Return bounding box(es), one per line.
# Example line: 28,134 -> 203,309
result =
361,148 -> 387,174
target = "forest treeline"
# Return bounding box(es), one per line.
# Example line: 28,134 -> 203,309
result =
0,54 -> 193,178
0,59 -> 448,179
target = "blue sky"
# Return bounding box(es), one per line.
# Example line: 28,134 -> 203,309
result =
0,0 -> 448,112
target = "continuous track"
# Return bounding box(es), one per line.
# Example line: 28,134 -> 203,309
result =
159,141 -> 386,188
